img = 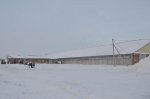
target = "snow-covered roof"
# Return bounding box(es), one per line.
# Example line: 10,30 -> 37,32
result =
8,39 -> 150,59
47,39 -> 150,58
8,55 -> 49,59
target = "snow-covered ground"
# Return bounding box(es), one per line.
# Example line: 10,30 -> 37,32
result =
0,57 -> 150,99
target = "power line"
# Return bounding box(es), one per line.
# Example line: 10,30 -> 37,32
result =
115,38 -> 150,44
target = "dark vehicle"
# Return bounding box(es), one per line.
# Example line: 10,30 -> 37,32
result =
1,60 -> 6,64
28,62 -> 35,68
24,62 -> 35,68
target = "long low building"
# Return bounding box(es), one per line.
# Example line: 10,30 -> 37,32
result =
57,53 -> 149,65
52,39 -> 150,65
6,39 -> 150,65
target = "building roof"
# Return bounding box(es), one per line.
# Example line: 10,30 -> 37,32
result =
8,55 -> 48,59
47,39 -> 150,58
8,39 -> 150,59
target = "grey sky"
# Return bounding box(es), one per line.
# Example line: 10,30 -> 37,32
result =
0,0 -> 150,58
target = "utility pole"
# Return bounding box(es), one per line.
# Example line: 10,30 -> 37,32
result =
112,39 -> 115,66
112,39 -> 115,56
112,38 -> 121,66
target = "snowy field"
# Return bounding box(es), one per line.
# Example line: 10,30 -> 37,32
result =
0,57 -> 150,99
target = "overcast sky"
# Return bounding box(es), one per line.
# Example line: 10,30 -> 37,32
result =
0,0 -> 150,58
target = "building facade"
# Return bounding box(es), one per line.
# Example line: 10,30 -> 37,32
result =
57,53 -> 149,65
7,57 -> 52,64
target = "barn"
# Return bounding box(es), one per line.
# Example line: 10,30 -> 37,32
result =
52,39 -> 150,65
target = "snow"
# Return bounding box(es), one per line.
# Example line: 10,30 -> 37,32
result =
0,57 -> 150,99
47,39 -> 150,58
7,55 -> 47,59
129,55 -> 150,74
